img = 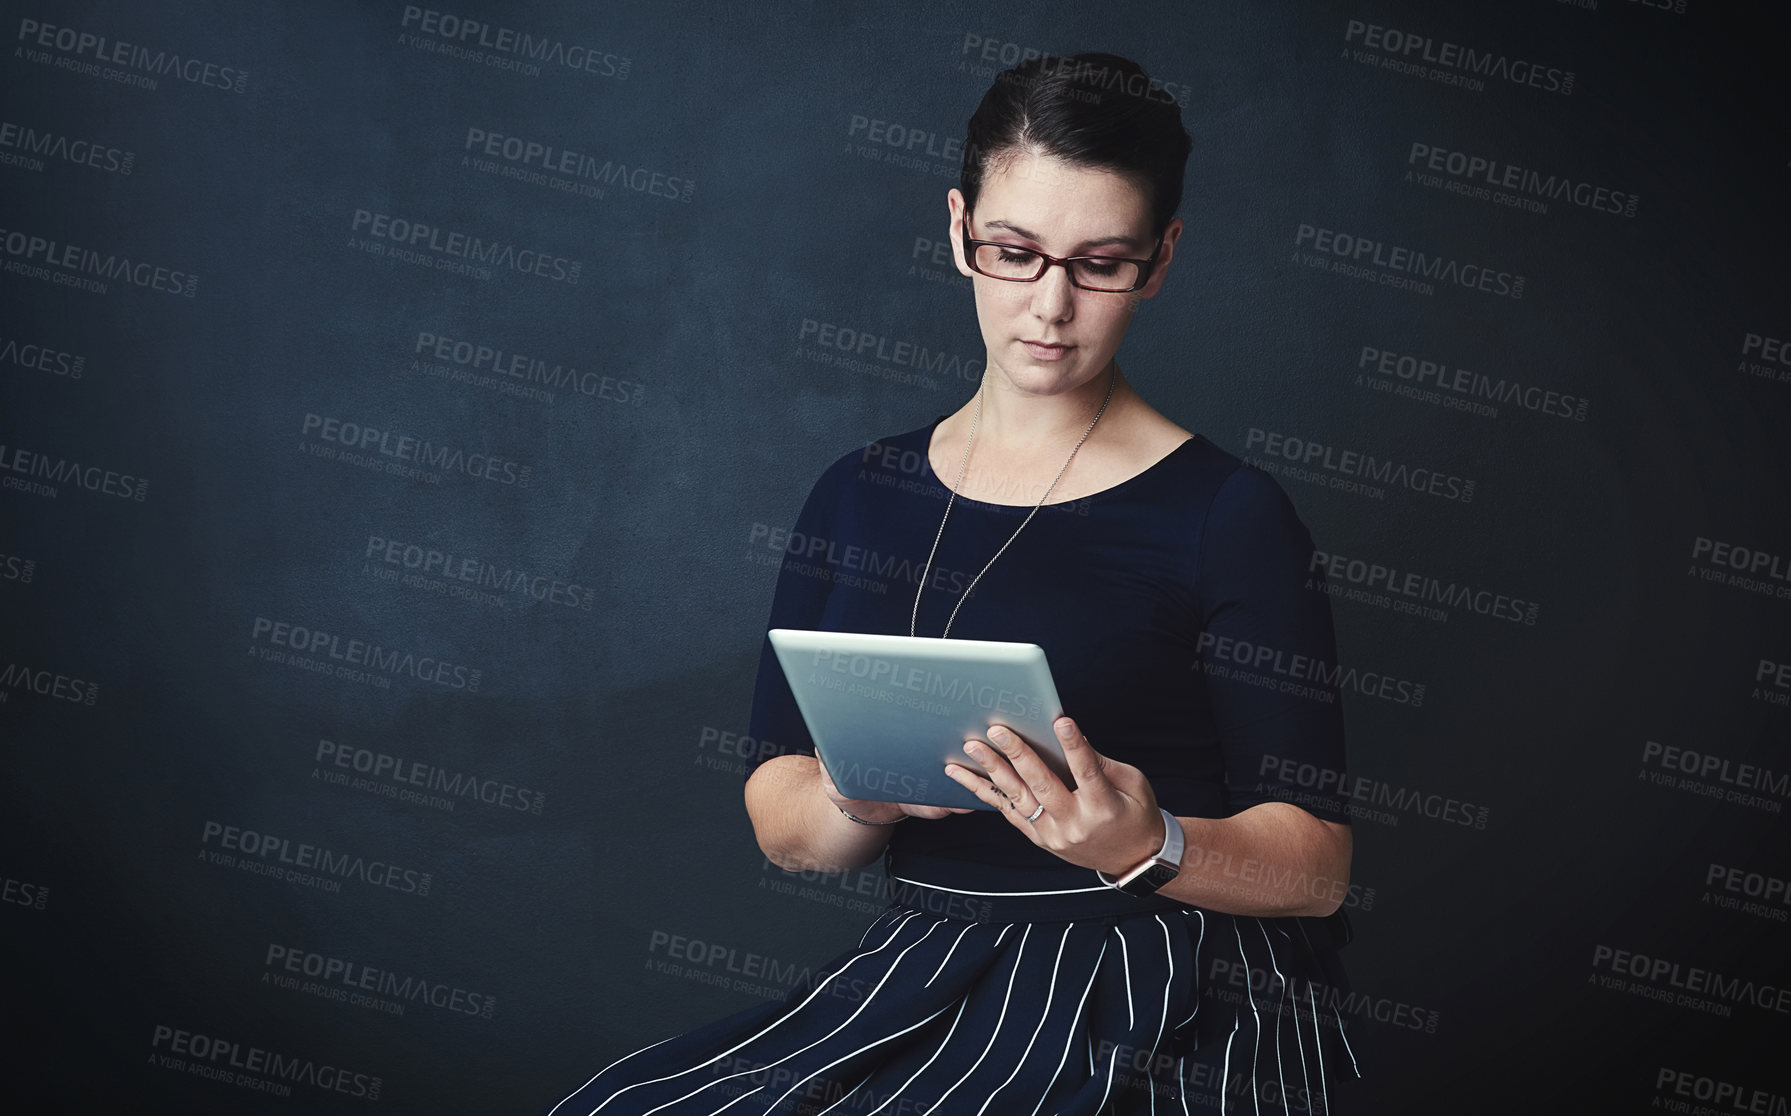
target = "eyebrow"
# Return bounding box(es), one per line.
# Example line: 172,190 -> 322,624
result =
980,219 -> 1145,253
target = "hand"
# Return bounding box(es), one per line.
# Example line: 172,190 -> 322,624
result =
817,763 -> 973,823
944,716 -> 1166,875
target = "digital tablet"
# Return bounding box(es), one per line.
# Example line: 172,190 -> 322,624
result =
766,629 -> 1072,812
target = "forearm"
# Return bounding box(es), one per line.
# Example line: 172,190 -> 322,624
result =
1153,802 -> 1352,918
744,755 -> 895,873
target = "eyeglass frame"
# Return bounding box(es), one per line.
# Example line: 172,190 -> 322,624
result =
959,213 -> 1166,293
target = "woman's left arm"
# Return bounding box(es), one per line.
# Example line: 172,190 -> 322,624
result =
946,714 -> 1352,919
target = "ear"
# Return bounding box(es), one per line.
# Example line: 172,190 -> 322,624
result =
1134,216 -> 1185,300
946,189 -> 974,280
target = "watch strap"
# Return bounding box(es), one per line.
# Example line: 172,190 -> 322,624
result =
1096,808 -> 1184,897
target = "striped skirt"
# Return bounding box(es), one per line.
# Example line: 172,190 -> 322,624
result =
549,878 -> 1360,1116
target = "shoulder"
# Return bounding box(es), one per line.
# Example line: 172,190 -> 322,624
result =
1144,433 -> 1278,518
1192,443 -> 1319,576
798,419 -> 941,504
823,419 -> 941,484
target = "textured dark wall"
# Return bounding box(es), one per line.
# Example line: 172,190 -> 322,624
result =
2,1 -> 1787,1111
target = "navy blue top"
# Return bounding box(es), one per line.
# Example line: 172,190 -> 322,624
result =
745,416 -> 1350,893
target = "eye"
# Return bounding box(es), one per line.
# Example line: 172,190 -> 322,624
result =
994,247 -> 1039,265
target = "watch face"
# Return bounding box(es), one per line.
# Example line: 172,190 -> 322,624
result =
1119,862 -> 1180,897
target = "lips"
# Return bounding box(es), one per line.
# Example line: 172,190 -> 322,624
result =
1021,339 -> 1072,360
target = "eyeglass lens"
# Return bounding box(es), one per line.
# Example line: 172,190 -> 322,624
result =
970,244 -> 1141,291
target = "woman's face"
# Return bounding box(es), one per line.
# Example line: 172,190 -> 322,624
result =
948,152 -> 1182,400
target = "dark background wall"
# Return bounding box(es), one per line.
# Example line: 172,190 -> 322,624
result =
3,1 -> 1787,1111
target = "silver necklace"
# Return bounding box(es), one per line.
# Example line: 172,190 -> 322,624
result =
910,364 -> 1118,638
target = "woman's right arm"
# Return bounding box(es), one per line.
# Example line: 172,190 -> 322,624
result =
743,445 -> 971,872
745,754 -> 967,873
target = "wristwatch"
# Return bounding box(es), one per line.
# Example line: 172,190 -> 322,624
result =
1096,808 -> 1184,897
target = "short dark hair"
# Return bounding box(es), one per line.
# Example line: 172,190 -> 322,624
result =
959,52 -> 1192,237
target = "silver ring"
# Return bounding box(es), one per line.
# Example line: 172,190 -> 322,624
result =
1024,803 -> 1045,823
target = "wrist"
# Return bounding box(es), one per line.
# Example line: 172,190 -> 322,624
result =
835,803 -> 906,827
1096,808 -> 1184,896
1104,810 -> 1172,876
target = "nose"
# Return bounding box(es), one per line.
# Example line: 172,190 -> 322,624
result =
1028,260 -> 1076,322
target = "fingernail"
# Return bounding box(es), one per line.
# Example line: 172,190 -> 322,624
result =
963,742 -> 982,758
988,726 -> 1008,743
1055,718 -> 1075,739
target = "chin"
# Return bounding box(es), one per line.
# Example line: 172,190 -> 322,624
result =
996,352 -> 1102,395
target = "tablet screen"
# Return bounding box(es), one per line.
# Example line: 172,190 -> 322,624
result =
768,629 -> 1072,811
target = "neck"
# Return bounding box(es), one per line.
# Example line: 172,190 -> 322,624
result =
972,361 -> 1126,451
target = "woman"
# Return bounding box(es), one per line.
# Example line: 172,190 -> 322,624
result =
551,53 -> 1361,1115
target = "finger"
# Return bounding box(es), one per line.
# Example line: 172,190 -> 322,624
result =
899,803 -> 957,820
959,737 -> 1020,796
1054,716 -> 1112,790
984,725 -> 1068,805
942,763 -> 1025,818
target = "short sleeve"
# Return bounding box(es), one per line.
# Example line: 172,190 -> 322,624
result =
741,464 -> 841,780
1195,464 -> 1351,824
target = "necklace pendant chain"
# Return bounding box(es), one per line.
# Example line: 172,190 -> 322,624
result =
910,365 -> 1118,639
